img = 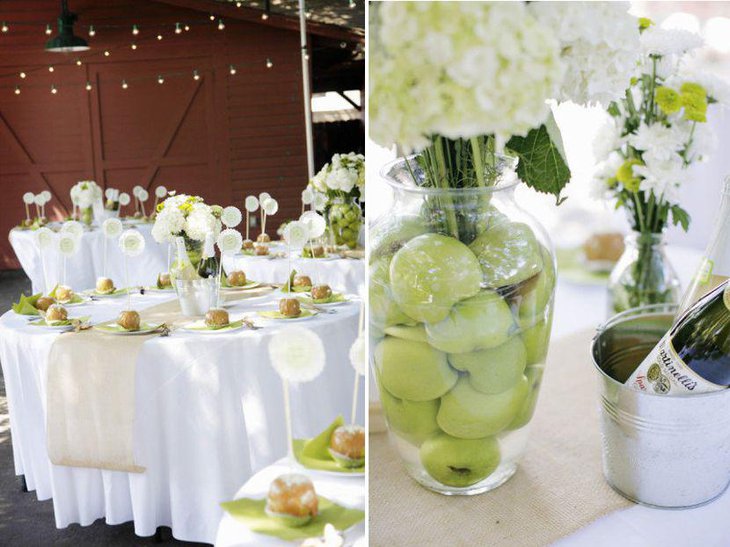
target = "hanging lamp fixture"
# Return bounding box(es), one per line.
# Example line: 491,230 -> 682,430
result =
45,0 -> 89,52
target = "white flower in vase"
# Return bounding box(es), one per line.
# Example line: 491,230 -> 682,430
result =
185,203 -> 218,241
628,123 -> 686,161
633,150 -> 684,202
640,26 -> 703,57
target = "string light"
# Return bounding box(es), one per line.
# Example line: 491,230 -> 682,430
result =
349,0 -> 356,8
266,58 -> 273,68
48,65 -> 54,72
157,34 -> 162,40
45,24 -> 52,35
2,22 -> 9,33
14,85 -> 20,95
236,1 -> 242,7
184,25 -> 190,31
229,64 -> 236,75
175,22 -> 182,34
75,58 -> 82,66
132,24 -> 139,35
193,69 -> 200,80
209,14 -> 215,21
340,41 -> 347,49
85,81 -> 92,91
157,74 -> 164,84
51,84 -> 58,94
122,79 -> 128,89
262,12 -> 269,21
217,19 -> 225,30
131,43 -> 137,50
104,50 -> 110,56
304,52 -> 309,61
19,72 -> 26,79
88,25 -> 95,37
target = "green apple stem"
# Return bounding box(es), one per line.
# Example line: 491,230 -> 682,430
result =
351,373 -> 359,425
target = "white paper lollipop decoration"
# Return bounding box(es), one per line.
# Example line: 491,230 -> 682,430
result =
132,185 -> 144,197
283,220 -> 309,249
299,211 -> 326,239
61,220 -> 84,239
58,233 -> 78,286
262,197 -> 279,216
33,193 -> 44,218
155,185 -> 168,199
258,192 -> 271,204
41,190 -> 51,202
217,228 -> 242,254
349,334 -> 366,376
35,227 -> 54,249
119,229 -> 145,308
118,192 -> 131,206
244,196 -> 259,212
22,192 -> 34,221
102,217 -> 123,238
268,326 -> 326,459
221,206 -> 242,228
301,187 -> 314,213
105,188 -> 115,200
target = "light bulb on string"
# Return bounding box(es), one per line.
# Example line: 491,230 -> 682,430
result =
104,50 -> 110,57
184,24 -> 190,31
157,75 -> 164,84
45,24 -> 52,35
229,64 -> 237,75
14,86 -> 20,95
132,24 -> 139,35
175,22 -> 182,34
156,34 -> 162,40
209,14 -> 215,21
304,52 -> 309,61
89,25 -> 95,37
85,81 -> 92,91
262,12 -> 269,20
218,19 -> 225,30
48,65 -> 54,72
193,69 -> 200,80
236,1 -> 242,6
19,72 -> 26,79
51,85 -> 57,94
349,0 -> 355,8
75,58 -> 82,66
122,79 -> 128,90
1,22 -> 9,33
131,43 -> 137,50
266,58 -> 273,68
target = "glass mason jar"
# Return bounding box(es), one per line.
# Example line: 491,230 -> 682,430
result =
327,196 -> 362,249
81,206 -> 94,226
607,231 -> 680,316
183,234 -> 204,268
370,156 -> 556,495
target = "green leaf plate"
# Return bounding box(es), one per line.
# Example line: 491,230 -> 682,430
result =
297,293 -> 348,306
293,416 -> 364,475
93,321 -> 163,335
257,309 -> 316,321
180,319 -> 247,333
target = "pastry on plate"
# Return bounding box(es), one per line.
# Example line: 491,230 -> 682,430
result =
257,233 -> 271,243
311,284 -> 332,301
117,310 -> 140,331
55,285 -> 75,303
329,425 -> 365,468
227,270 -> 247,287
265,473 -> 318,527
279,298 -> 301,318
157,272 -> 172,289
45,304 -> 68,323
242,239 -> 254,251
254,243 -> 269,256
35,295 -> 55,312
205,308 -> 230,327
293,275 -> 312,290
95,277 -> 115,295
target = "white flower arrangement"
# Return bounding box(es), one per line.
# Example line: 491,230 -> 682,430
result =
152,194 -> 221,243
70,180 -> 102,209
309,152 -> 365,200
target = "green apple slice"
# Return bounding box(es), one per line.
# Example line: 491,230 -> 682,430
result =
370,256 -> 412,328
469,221 -> 543,288
390,233 -> 482,324
375,336 -> 456,402
437,375 -> 529,439
449,336 -> 527,394
370,215 -> 429,260
379,386 -> 440,446
517,245 -> 555,323
507,365 -> 545,430
425,290 -> 515,354
384,324 -> 428,343
419,432 -> 500,487
521,317 -> 553,366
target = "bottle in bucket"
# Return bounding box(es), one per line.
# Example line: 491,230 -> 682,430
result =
676,177 -> 730,315
626,280 -> 730,395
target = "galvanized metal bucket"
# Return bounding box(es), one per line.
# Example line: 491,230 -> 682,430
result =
174,277 -> 217,317
592,304 -> 730,508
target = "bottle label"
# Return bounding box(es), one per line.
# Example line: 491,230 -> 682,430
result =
626,334 -> 725,395
697,257 -> 714,284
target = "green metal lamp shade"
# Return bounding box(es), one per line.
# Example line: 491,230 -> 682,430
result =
45,1 -> 89,53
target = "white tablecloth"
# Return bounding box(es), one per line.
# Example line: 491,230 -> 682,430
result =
214,459 -> 365,546
0,291 -> 363,544
221,252 -> 365,297
9,223 -> 168,294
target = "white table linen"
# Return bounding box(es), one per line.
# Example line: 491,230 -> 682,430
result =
9,222 -> 168,294
221,251 -> 365,296
214,458 -> 365,546
0,291 -> 363,544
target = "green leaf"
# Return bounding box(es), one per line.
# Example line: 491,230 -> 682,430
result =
670,205 -> 691,231
506,120 -> 571,204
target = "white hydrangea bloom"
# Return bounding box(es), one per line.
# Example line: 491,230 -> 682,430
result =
370,1 -> 563,150
70,180 -> 102,209
633,150 -> 684,201
531,1 -> 641,106
640,26 -> 703,57
628,122 -> 686,160
185,203 -> 217,241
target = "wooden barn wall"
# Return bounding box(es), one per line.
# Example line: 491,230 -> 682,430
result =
0,0 -> 307,269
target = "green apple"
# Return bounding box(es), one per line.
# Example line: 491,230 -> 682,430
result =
379,386 -> 440,446
419,432 -> 500,487
517,245 -> 555,323
384,324 -> 428,343
370,256 -> 412,329
469,221 -> 543,288
507,365 -> 544,430
449,336 -> 527,394
437,375 -> 529,439
375,336 -> 457,401
370,215 -> 429,260
390,233 -> 482,323
425,291 -> 515,354
521,317 -> 552,366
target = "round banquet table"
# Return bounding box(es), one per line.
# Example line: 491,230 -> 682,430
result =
214,458 -> 365,546
9,221 -> 168,295
221,250 -> 365,297
0,289 -> 363,544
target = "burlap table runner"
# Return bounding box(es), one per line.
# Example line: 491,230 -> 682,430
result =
47,288 -> 270,473
369,328 -> 631,546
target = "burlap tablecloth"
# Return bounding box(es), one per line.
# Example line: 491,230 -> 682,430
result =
369,328 -> 631,546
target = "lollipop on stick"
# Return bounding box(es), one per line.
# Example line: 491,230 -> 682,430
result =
102,218 -> 123,278
153,185 -> 167,211
118,230 -> 146,309
34,227 -> 54,293
216,229 -> 243,306
40,191 -> 51,219
243,196 -> 259,243
22,192 -> 34,224
118,192 -> 131,217
258,192 -> 271,233
261,197 -> 279,239
301,187 -> 314,214
138,189 -> 149,218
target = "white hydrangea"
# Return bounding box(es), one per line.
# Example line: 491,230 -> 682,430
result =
309,152 -> 364,197
628,122 -> 686,161
70,180 -> 102,209
185,203 -> 218,242
633,150 -> 684,201
640,26 -> 703,57
530,1 -> 641,106
370,1 -> 563,150
151,206 -> 185,243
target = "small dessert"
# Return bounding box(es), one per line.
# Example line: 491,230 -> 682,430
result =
311,284 -> 332,301
133,211 -> 143,219
242,239 -> 254,251
304,245 -> 325,258
45,304 -> 68,323
582,232 -> 624,265
205,308 -> 230,328
279,298 -> 301,318
35,296 -> 55,312
157,272 -> 172,289
329,425 -> 365,468
95,277 -> 115,295
265,473 -> 318,527
293,275 -> 312,290
117,310 -> 141,331
227,270 -> 247,287
254,244 -> 269,256
55,285 -> 74,303
257,233 -> 271,243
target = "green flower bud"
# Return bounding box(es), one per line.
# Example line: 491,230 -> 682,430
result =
616,159 -> 642,192
655,86 -> 681,115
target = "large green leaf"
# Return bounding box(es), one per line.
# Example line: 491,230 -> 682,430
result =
506,118 -> 571,204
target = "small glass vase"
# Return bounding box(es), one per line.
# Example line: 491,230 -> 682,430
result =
184,235 -> 204,268
327,196 -> 362,249
607,231 -> 680,316
371,155 -> 556,496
